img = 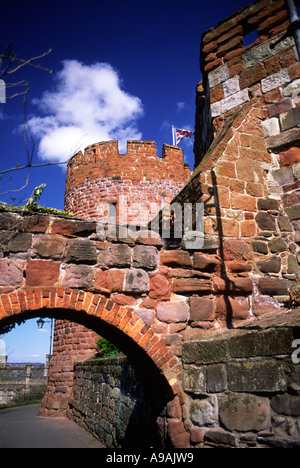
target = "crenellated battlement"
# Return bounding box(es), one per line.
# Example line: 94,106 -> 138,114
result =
65,140 -> 190,223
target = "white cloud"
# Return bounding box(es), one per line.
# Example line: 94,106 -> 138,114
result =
176,101 -> 186,112
28,60 -> 144,162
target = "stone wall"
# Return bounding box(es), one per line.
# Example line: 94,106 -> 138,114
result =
182,311 -> 300,448
68,356 -> 167,449
195,0 -> 300,165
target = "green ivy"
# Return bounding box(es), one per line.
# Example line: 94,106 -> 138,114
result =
0,183 -> 74,218
95,336 -> 121,358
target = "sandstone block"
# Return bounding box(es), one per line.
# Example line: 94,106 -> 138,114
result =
33,234 -> 66,260
228,360 -> 286,393
204,428 -> 237,447
6,233 -> 32,252
26,259 -> 60,287
167,420 -> 190,449
271,394 -> 300,417
223,239 -> 250,261
94,269 -> 125,293
193,253 -> 220,272
0,258 -> 24,290
258,277 -> 294,295
149,274 -> 170,300
213,277 -> 253,295
255,212 -> 276,230
190,296 -> 215,322
261,69 -> 290,93
220,394 -> 271,432
280,107 -> 300,132
190,395 -> 218,427
51,219 -> 96,237
156,301 -> 189,323
125,269 -> 149,293
173,278 -> 212,294
62,264 -> 94,289
99,244 -> 131,268
132,245 -> 158,270
257,256 -> 281,274
215,296 -> 250,320
160,250 -> 192,268
280,146 -> 300,167
65,239 -> 97,265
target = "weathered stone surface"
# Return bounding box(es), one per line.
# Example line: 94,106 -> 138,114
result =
51,219 -> 96,237
65,239 -> 97,264
223,239 -> 250,261
261,69 -> 290,93
213,277 -> 253,295
0,258 -> 24,290
220,394 -> 271,432
252,240 -> 269,254
6,233 -> 32,252
266,128 -> 300,151
287,254 -> 299,275
132,245 -> 158,270
279,107 -> 300,132
125,269 -> 149,293
252,295 -> 281,316
26,259 -> 60,287
271,394 -> 300,416
0,212 -> 21,230
173,278 -> 211,293
206,364 -> 227,393
182,338 -> 230,364
183,365 -> 206,394
190,395 -> 218,426
156,301 -> 189,323
204,428 -> 237,447
277,214 -> 293,232
215,296 -> 250,320
62,264 -> 94,289
167,420 -> 190,449
229,328 -> 293,358
280,146 -> 300,167
99,244 -> 131,268
257,256 -> 281,274
193,253 -> 220,272
33,234 -> 66,259
94,269 -> 125,293
160,250 -> 192,268
255,212 -> 276,230
285,204 -> 300,221
149,274 -> 170,300
135,309 -> 152,327
190,296 -> 215,321
268,238 -> 287,253
227,360 -> 287,392
258,277 -> 294,295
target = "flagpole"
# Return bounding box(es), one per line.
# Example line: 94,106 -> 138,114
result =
172,126 -> 176,146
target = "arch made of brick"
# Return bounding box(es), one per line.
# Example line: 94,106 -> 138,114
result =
0,287 -> 181,396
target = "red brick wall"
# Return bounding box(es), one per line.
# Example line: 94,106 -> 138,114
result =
195,0 -> 300,166
65,140 -> 190,224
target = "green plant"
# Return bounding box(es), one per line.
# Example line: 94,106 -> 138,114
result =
95,336 -> 120,358
25,183 -> 47,210
0,183 -> 74,218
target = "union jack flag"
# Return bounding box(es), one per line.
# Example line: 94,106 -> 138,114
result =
174,128 -> 195,145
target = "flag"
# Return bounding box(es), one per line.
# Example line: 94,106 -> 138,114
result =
173,127 -> 195,145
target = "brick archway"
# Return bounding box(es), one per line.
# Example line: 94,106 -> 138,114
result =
0,287 -> 182,395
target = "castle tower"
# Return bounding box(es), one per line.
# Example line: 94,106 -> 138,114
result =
41,140 -> 190,415
65,140 -> 190,224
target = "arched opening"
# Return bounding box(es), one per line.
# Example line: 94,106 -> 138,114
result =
0,288 -> 180,448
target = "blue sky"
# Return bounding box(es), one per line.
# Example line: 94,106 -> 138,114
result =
0,0 -> 251,362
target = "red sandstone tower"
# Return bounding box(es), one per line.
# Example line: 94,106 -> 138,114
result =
65,140 -> 190,224
42,140 -> 190,415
